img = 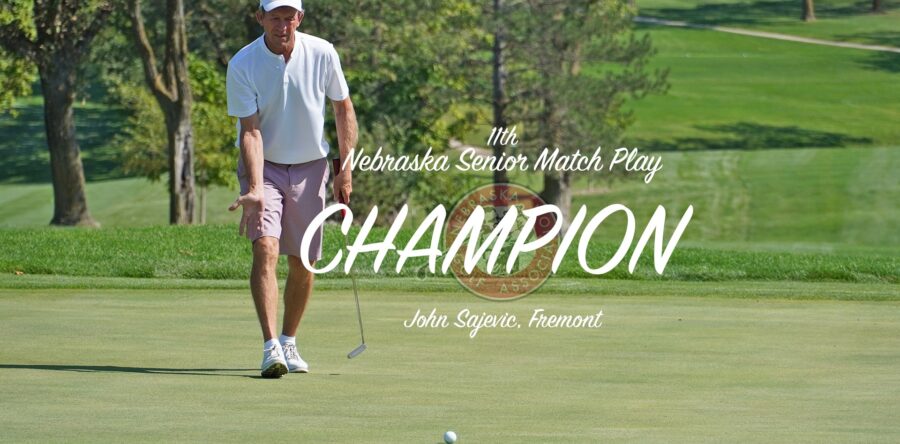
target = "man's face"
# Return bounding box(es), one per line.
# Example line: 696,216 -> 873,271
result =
257,6 -> 303,44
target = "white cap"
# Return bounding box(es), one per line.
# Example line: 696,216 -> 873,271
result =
260,0 -> 303,12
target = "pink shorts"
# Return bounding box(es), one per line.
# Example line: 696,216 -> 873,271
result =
237,157 -> 329,260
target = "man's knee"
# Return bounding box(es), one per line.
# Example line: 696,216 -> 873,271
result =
253,236 -> 280,268
287,255 -> 316,275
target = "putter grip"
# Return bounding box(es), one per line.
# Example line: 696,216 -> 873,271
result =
331,158 -> 347,218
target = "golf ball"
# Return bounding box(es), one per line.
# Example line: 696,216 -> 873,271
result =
444,430 -> 457,443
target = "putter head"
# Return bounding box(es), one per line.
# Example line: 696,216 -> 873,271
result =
347,344 -> 367,359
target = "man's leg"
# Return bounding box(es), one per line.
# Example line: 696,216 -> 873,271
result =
251,236 -> 281,341
237,159 -> 289,377
279,256 -> 315,373
251,235 -> 289,378
282,256 -> 316,337
280,158 -> 328,337
277,158 -> 328,373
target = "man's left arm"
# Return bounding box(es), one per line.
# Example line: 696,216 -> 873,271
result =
332,97 -> 357,204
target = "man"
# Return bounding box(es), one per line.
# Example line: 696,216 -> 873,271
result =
226,0 -> 357,378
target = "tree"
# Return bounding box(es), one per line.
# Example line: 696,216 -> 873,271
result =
116,56 -> 235,224
872,0 -> 884,13
128,0 -> 195,224
0,0 -> 111,226
190,57 -> 238,223
802,0 -> 816,21
505,0 -> 667,225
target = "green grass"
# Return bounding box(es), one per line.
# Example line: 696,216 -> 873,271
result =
622,27 -> 900,147
469,146 -> 899,256
638,0 -> 900,46
1,286 -> 899,442
571,147 -> 900,250
0,224 -> 896,283
0,177 -> 241,228
2,274 -> 898,301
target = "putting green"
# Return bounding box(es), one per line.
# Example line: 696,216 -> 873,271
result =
1,284 -> 898,442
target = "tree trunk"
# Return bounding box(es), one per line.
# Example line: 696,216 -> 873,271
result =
130,0 -> 196,224
802,0 -> 816,21
537,94 -> 571,229
167,0 -> 195,224
165,107 -> 195,224
40,63 -> 97,227
492,0 -> 509,186
540,170 -> 571,231
872,0 -> 883,13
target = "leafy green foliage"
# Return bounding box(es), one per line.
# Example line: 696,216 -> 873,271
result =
186,0 -> 260,68
116,56 -> 236,189
116,81 -> 166,181
0,0 -> 35,40
304,0 -> 488,222
506,0 -> 668,152
0,50 -> 34,116
0,0 -> 34,113
190,56 -> 237,190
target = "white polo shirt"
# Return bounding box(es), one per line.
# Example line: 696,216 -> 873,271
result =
226,31 -> 350,165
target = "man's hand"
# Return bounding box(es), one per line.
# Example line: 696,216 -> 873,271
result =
228,189 -> 265,236
333,169 -> 352,204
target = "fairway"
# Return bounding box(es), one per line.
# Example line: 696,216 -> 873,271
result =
2,284 -> 899,442
638,0 -> 900,44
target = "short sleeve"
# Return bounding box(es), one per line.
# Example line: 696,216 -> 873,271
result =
325,45 -> 350,101
226,60 -> 257,118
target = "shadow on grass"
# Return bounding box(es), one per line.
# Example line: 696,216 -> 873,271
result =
634,122 -> 873,151
838,31 -> 900,73
639,0 -> 891,27
858,51 -> 900,73
0,99 -> 128,183
0,363 -> 258,378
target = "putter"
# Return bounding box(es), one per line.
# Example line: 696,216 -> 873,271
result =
333,158 -> 367,359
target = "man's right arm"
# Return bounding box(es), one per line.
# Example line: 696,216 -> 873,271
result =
228,114 -> 265,236
239,114 -> 265,196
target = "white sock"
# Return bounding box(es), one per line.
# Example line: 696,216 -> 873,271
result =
264,338 -> 280,351
279,334 -> 296,346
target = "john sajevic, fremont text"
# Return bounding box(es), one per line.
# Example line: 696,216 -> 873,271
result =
403,308 -> 604,338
